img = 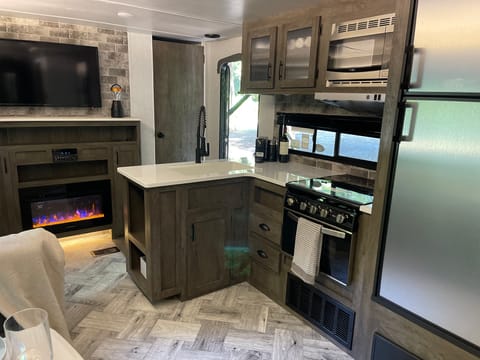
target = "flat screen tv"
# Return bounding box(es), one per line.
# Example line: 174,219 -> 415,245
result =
0,38 -> 102,107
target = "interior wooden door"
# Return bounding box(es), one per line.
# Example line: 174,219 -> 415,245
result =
152,40 -> 204,163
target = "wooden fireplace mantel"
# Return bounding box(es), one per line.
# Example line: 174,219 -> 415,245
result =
0,118 -> 141,238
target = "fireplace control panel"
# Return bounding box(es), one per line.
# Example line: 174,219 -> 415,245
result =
52,148 -> 78,162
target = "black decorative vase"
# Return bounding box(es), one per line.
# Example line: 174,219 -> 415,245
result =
111,100 -> 124,118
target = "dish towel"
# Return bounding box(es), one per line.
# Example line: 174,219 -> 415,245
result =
290,217 -> 323,285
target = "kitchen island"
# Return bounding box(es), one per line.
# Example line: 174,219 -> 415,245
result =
118,159 -> 372,303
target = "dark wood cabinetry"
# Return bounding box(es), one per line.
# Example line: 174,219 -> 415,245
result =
242,15 -> 321,93
247,179 -> 291,304
0,120 -> 140,237
123,178 -> 249,302
112,144 -> 141,237
186,208 -> 229,299
0,150 -> 15,235
125,184 -> 181,302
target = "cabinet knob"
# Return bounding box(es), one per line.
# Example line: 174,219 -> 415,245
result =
157,132 -> 165,138
259,223 -> 270,232
257,250 -> 268,259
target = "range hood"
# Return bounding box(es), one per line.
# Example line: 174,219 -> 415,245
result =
314,92 -> 385,116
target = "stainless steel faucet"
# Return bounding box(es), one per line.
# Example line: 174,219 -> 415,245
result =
195,105 -> 210,163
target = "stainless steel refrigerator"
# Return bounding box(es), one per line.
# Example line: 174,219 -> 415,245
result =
378,0 -> 480,352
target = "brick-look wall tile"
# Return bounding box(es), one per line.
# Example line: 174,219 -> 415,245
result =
0,16 -> 130,117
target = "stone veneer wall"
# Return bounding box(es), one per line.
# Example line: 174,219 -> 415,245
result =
274,94 -> 377,180
0,16 -> 130,117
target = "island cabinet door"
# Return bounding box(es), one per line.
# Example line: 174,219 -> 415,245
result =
186,208 -> 229,299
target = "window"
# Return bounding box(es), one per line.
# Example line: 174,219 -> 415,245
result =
219,57 -> 259,163
278,112 -> 381,169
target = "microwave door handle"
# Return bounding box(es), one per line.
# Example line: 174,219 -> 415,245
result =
321,227 -> 346,239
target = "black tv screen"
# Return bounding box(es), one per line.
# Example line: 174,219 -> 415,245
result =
0,39 -> 102,107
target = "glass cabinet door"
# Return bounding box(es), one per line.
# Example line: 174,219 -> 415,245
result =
278,17 -> 321,88
243,26 -> 277,89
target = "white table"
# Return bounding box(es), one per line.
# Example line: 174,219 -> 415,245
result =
51,329 -> 84,359
1,330 -> 83,360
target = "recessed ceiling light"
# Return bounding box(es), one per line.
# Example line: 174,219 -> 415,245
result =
204,34 -> 221,39
117,11 -> 133,17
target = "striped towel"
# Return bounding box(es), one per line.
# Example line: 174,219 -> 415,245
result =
290,217 -> 323,285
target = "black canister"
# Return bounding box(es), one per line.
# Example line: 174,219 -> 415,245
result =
255,137 -> 268,163
111,100 -> 124,118
267,138 -> 278,161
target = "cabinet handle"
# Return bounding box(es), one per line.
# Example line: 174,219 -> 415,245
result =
257,250 -> 268,259
259,223 -> 270,232
278,61 -> 284,80
267,63 -> 272,80
157,131 -> 165,139
3,157 -> 7,174
191,224 -> 195,242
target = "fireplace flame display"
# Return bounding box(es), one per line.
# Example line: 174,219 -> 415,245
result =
31,195 -> 105,229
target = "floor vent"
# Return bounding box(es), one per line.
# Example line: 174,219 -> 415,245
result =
286,273 -> 355,349
90,246 -> 120,257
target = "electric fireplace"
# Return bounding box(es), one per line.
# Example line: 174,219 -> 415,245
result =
19,180 -> 112,234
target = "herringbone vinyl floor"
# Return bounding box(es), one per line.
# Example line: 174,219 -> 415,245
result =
61,230 -> 353,360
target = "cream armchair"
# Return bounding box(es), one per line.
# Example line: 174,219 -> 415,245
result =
0,228 -> 71,342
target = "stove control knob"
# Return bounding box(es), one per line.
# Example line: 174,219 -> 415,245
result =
308,205 -> 317,215
286,197 -> 295,206
320,208 -> 328,218
336,214 -> 345,224
299,202 -> 307,211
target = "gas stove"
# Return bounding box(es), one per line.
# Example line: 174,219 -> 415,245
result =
284,174 -> 374,232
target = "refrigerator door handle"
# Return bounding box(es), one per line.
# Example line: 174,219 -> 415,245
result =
403,46 -> 426,91
399,102 -> 418,142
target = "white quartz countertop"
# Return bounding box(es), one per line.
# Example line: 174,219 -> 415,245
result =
117,160 -> 374,214
117,159 -> 338,188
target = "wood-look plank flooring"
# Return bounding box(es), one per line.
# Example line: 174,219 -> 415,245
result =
61,230 -> 353,360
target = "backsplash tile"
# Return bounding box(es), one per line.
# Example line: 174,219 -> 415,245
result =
0,16 -> 130,117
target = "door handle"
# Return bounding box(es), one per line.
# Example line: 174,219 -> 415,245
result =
267,63 -> 272,80
257,250 -> 268,259
259,223 -> 270,232
403,46 -> 425,91
396,102 -> 418,142
157,132 -> 165,139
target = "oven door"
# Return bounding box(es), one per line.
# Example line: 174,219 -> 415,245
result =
318,227 -> 354,286
282,208 -> 355,286
281,209 -> 298,256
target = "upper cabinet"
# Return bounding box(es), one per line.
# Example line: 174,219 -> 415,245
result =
241,15 -> 321,92
243,26 -> 277,89
277,17 -> 321,89
241,1 -> 398,95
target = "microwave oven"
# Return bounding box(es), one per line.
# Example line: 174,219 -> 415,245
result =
326,13 -> 396,88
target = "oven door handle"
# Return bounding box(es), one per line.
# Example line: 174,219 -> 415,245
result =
287,211 -> 299,222
321,227 -> 346,239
